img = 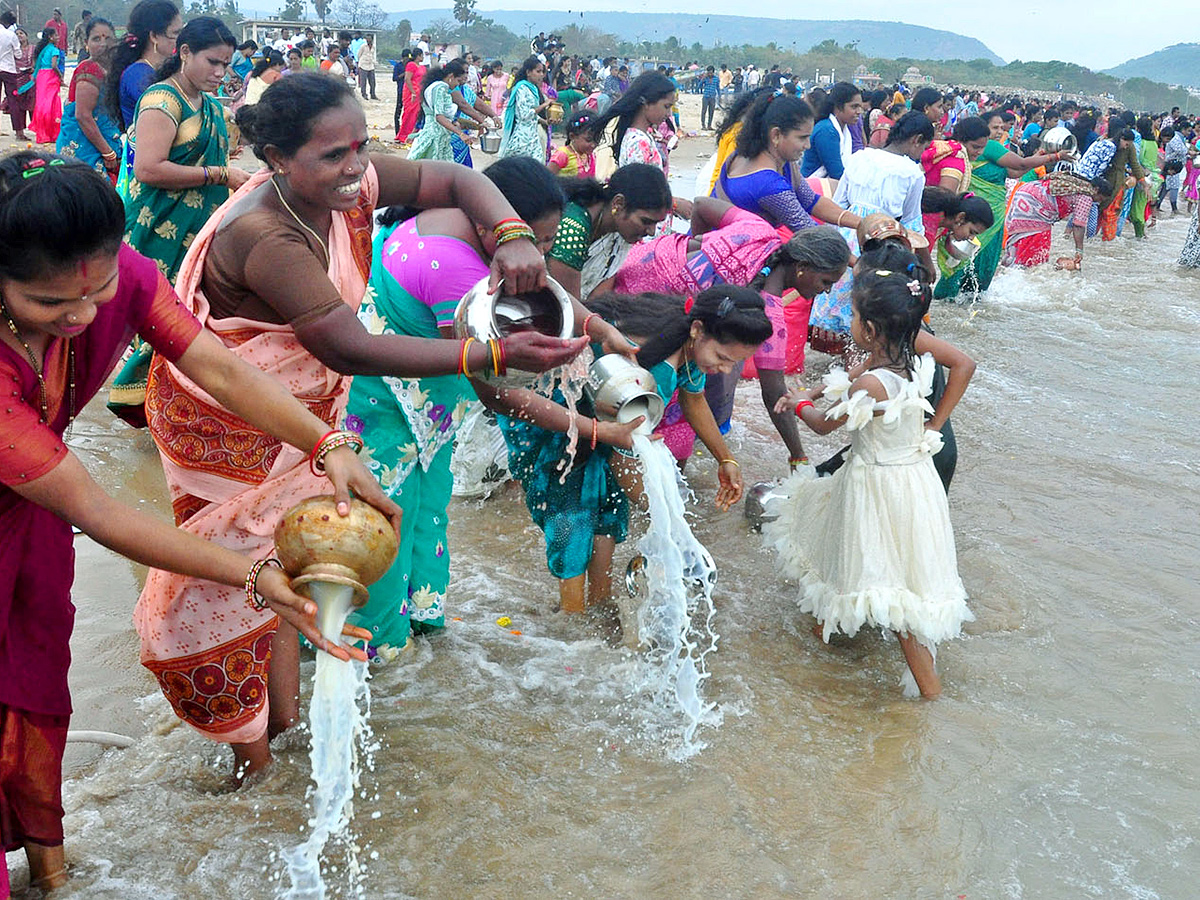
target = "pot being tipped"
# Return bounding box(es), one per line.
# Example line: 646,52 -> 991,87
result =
1040,125 -> 1078,158
479,132 -> 502,154
583,354 -> 665,435
274,496 -> 399,607
453,274 -> 576,388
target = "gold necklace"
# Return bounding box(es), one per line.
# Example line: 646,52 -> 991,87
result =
1,301 -> 76,439
271,176 -> 330,264
168,76 -> 199,110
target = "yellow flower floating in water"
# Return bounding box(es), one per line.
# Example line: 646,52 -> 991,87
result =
496,616 -> 512,627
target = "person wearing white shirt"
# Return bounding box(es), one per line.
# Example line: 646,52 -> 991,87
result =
0,11 -> 28,140
272,27 -> 293,55
356,33 -> 377,100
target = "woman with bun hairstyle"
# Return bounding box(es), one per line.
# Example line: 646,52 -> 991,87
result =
123,17 -> 250,281
0,152 -> 394,892
547,163 -> 673,299
717,92 -> 862,233
499,286 -> 770,614
133,71 -> 585,778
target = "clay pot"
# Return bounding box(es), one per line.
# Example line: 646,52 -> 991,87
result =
274,496 -> 399,606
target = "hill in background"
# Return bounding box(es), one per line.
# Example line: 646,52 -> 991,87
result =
1104,43 -> 1200,89
389,8 -> 1005,64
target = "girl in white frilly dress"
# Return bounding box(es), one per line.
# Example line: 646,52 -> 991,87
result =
766,249 -> 974,698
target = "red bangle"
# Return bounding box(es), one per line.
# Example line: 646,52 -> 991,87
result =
582,312 -> 598,337
309,429 -> 339,468
590,417 -> 598,450
794,399 -> 814,417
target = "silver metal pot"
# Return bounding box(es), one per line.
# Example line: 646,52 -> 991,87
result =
479,132 -> 502,154
1039,125 -> 1078,158
453,274 -> 576,388
583,354 -> 665,435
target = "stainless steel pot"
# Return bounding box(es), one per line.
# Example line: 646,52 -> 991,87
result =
744,481 -> 785,532
1039,125 -> 1078,158
453,274 -> 576,388
583,354 -> 665,435
479,132 -> 502,154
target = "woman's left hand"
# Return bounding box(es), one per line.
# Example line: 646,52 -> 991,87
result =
321,445 -> 403,537
715,460 -> 743,511
490,238 -> 547,294
672,197 -> 694,220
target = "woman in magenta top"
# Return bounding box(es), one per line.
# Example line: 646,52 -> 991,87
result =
0,152 -> 393,894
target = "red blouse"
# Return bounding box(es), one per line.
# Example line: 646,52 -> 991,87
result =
0,244 -> 202,715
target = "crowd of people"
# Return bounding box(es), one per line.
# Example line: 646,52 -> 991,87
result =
2,7 -> 1200,893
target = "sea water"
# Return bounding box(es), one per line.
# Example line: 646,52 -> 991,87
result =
280,582 -> 372,899
629,434 -> 721,757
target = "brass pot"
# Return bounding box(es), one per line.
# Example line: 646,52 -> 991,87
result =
274,496 -> 399,606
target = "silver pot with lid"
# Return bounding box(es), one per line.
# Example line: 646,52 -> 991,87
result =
453,274 -> 576,388
583,354 -> 665,436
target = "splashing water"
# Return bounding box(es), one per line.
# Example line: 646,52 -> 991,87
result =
629,434 -> 722,756
281,581 -> 372,899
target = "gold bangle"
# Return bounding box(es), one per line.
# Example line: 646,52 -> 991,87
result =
719,458 -> 739,468
836,210 -> 847,227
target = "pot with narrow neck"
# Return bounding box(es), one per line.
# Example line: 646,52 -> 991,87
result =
274,496 -> 399,638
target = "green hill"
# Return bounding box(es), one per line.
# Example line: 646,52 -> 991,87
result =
1104,43 -> 1200,89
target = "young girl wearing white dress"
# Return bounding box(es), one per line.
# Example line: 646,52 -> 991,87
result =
766,248 -> 973,698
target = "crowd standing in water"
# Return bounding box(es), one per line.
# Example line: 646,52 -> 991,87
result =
2,6 -> 1200,892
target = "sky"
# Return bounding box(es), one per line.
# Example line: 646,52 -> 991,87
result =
459,0 -> 1200,71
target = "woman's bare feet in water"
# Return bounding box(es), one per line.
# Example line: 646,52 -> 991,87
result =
27,842 -> 67,891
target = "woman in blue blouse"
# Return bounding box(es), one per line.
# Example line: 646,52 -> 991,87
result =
800,81 -> 863,182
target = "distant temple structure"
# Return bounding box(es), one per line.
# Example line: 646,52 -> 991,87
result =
853,64 -> 883,89
902,65 -> 934,84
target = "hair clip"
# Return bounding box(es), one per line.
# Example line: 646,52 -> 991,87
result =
907,279 -> 923,297
874,269 -> 893,276
21,158 -> 63,179
759,265 -> 771,277
717,297 -> 736,317
683,296 -> 694,314
962,191 -> 975,199
905,262 -> 917,275
124,32 -> 138,45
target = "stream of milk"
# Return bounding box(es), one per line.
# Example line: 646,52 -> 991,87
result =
630,434 -> 721,757
280,582 -> 373,899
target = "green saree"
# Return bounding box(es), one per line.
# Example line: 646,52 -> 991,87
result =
123,82 -> 231,281
934,139 -> 1007,300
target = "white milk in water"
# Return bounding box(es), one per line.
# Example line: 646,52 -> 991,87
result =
629,433 -> 721,756
281,582 -> 373,899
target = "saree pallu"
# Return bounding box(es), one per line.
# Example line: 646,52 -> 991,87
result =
134,166 -> 379,745
29,56 -> 62,144
933,169 -> 1006,300
343,229 -> 479,651
56,61 -> 120,183
123,83 -> 231,282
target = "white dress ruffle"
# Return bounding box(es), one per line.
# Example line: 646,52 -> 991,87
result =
765,356 -> 971,650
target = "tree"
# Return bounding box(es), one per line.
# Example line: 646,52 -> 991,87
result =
424,17 -> 457,42
277,0 -> 305,20
332,0 -> 386,29
314,0 -> 332,24
452,0 -> 478,29
393,17 -> 413,43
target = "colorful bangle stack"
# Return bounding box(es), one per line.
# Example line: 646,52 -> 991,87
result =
581,312 -> 598,337
493,216 -> 536,246
245,557 -> 283,612
789,455 -> 810,467
794,399 -> 815,417
459,337 -> 477,376
486,338 -> 507,376
309,429 -> 365,476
